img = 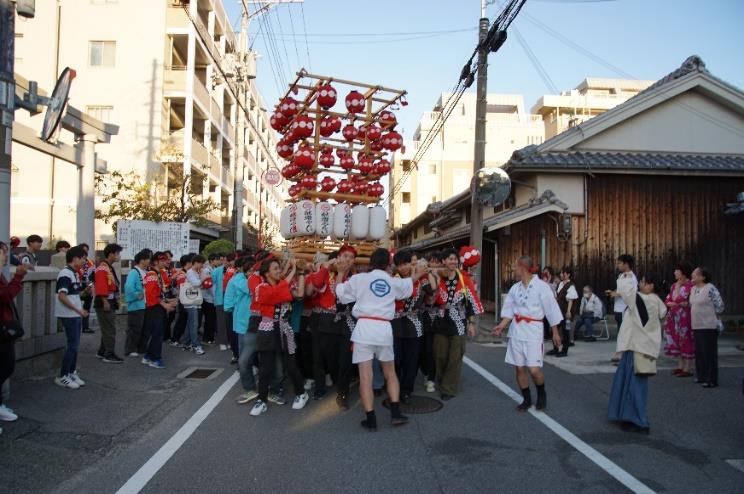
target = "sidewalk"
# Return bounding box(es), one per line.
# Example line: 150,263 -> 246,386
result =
474,312 -> 744,375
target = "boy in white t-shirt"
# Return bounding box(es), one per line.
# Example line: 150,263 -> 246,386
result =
335,248 -> 427,431
55,246 -> 89,390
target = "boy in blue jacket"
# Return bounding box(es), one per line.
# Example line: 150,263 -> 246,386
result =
124,250 -> 151,357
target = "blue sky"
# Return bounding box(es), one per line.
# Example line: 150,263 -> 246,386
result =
227,0 -> 744,137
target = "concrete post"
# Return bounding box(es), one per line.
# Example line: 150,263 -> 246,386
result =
76,135 -> 96,247
0,0 -> 15,242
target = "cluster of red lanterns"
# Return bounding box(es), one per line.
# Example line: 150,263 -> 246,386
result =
272,83 -> 402,199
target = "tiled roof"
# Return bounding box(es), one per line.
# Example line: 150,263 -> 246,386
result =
509,150 -> 744,173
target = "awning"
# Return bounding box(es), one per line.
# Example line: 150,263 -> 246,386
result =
485,201 -> 567,232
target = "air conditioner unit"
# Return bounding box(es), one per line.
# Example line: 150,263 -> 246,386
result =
223,54 -> 237,78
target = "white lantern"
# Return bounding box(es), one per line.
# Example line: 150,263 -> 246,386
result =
351,204 -> 370,240
296,199 -> 316,236
280,206 -> 292,239
315,202 -> 334,238
333,203 -> 351,240
367,206 -> 386,241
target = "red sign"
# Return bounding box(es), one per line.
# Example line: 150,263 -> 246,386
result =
263,167 -> 283,186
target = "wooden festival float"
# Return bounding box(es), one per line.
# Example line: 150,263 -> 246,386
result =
274,69 -> 407,263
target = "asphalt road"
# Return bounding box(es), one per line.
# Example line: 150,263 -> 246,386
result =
2,323 -> 743,494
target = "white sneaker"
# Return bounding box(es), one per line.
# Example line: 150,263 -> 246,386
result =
303,379 -> 314,391
219,344 -> 228,351
0,404 -> 18,422
71,371 -> 86,387
236,390 -> 259,404
292,392 -> 310,410
425,380 -> 436,393
127,352 -> 139,358
194,346 -> 205,355
250,399 -> 268,416
54,375 -> 80,390
141,357 -> 152,365
325,374 -> 333,387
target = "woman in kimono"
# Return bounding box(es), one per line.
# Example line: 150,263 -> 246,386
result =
663,262 -> 695,377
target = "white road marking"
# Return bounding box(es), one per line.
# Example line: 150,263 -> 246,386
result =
116,372 -> 240,494
463,356 -> 656,494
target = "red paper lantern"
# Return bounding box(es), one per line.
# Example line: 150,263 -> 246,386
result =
340,155 -> 355,171
279,97 -> 299,117
277,139 -> 294,159
378,110 -> 397,129
336,148 -> 348,159
368,182 -> 384,197
270,111 -> 288,132
365,124 -> 381,141
317,83 -> 337,109
358,156 -> 374,174
337,179 -> 353,194
319,115 -> 341,137
345,90 -> 365,113
320,176 -> 336,192
459,246 -> 481,267
292,145 -> 314,169
382,131 -> 403,151
300,175 -> 317,190
370,139 -> 384,152
202,277 -> 214,289
354,180 -> 369,196
374,159 -> 391,175
319,153 -> 335,168
292,115 -> 314,139
288,184 -> 302,197
281,163 -> 300,179
342,124 -> 358,142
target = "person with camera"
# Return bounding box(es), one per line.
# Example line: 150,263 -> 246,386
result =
0,247 -> 28,423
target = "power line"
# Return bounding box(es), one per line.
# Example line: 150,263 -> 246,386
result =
285,4 -> 302,68
513,28 -> 558,93
270,3 -> 294,75
266,31 -> 478,45
267,27 -> 478,37
299,3 -> 312,70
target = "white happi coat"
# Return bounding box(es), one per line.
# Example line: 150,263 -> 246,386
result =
501,275 -> 563,342
335,269 -> 413,346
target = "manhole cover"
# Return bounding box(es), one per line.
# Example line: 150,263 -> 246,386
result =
382,395 -> 443,414
184,368 -> 218,379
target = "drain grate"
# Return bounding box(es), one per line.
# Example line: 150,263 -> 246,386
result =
382,395 -> 443,414
183,368 -> 219,379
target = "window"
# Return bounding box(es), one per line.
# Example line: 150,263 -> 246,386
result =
86,105 -> 114,122
431,196 -> 437,203
402,160 -> 411,172
402,192 -> 411,204
428,163 -> 436,174
89,41 -> 116,67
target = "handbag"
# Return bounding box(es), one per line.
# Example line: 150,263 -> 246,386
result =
179,281 -> 203,307
633,351 -> 657,376
0,302 -> 24,342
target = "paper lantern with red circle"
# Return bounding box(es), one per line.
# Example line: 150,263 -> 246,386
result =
336,148 -> 348,159
319,153 -> 335,168
340,155 -> 355,171
320,176 -> 336,192
317,83 -> 337,108
270,111 -> 288,131
459,246 -> 481,268
202,277 -> 214,289
292,145 -> 314,170
342,124 -> 358,142
357,156 -> 374,174
345,90 -> 365,113
279,97 -> 299,117
288,184 -> 302,197
382,131 -> 403,151
367,182 -> 384,197
378,110 -> 397,129
300,175 -> 317,190
277,139 -> 294,159
374,159 -> 391,175
354,180 -> 369,196
292,115 -> 314,140
365,124 -> 381,141
337,179 -> 353,194
281,163 -> 300,179
319,115 -> 340,137
370,139 -> 384,152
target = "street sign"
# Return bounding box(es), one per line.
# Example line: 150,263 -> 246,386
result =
262,167 -> 282,186
473,167 -> 511,207
41,67 -> 75,142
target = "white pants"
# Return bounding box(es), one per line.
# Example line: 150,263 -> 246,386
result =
352,342 -> 394,364
505,338 -> 544,368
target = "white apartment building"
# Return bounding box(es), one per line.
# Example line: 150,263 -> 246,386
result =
532,77 -> 655,139
11,0 -> 284,248
389,92 -> 544,228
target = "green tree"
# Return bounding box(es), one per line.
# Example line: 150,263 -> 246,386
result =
95,170 -> 219,231
202,238 -> 234,258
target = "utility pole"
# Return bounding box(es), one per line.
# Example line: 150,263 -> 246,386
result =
0,0 -> 15,243
233,0 -> 249,249
469,0 -> 489,294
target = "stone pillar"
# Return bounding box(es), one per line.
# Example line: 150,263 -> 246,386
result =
76,134 -> 96,247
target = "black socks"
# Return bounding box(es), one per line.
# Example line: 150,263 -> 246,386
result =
390,401 -> 409,426
517,387 -> 532,411
536,384 -> 546,410
361,410 -> 378,431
